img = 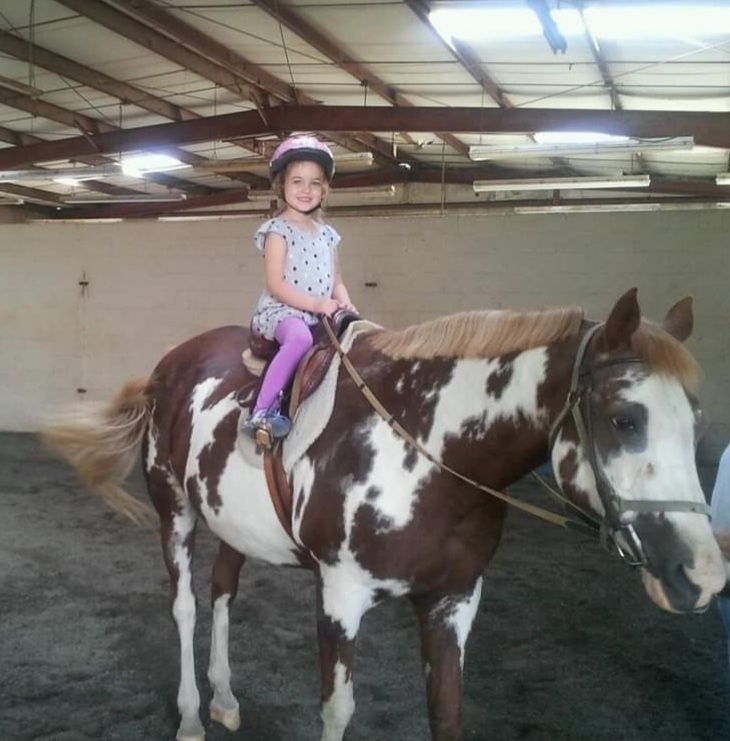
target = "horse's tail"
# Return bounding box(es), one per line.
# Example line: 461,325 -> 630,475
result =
41,377 -> 157,528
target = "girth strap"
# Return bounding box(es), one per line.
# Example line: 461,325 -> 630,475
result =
263,446 -> 315,568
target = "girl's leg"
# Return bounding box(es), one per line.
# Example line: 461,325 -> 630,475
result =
254,317 -> 313,413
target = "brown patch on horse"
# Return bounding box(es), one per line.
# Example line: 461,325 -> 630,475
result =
198,407 -> 239,514
367,307 -> 584,360
630,321 -> 701,390
486,356 -> 515,399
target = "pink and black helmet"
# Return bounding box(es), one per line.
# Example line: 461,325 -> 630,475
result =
269,135 -> 336,182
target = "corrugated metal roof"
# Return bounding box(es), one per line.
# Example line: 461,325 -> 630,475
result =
0,0 -> 728,218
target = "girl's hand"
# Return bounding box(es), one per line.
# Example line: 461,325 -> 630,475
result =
316,297 -> 341,317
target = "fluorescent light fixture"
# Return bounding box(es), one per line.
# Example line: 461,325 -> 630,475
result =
0,165 -> 122,182
62,194 -> 188,204
473,175 -> 651,193
533,132 -> 630,145
470,137 -> 694,161
716,173 -> 730,185
330,185 -> 396,196
54,177 -> 90,187
248,183 -> 395,201
121,154 -> 187,177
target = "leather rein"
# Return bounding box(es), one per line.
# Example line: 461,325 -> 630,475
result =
322,318 -> 598,537
322,318 -> 710,565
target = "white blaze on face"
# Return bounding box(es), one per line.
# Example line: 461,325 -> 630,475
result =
553,369 -> 725,608
600,373 -> 702,507
605,373 -> 724,604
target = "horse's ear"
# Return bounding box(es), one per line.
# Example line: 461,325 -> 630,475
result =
663,296 -> 693,342
601,288 -> 641,351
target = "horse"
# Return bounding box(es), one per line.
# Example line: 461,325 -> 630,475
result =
43,288 -> 726,741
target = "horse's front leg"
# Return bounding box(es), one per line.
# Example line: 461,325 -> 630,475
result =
411,577 -> 483,741
207,540 -> 246,732
316,566 -> 371,741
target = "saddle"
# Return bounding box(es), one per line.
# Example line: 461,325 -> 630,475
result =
242,308 -> 361,419
240,309 -> 362,557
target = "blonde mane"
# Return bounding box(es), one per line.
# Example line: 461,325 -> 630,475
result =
367,307 -> 585,360
366,307 -> 701,390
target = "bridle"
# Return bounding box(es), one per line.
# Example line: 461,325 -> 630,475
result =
322,318 -> 709,568
547,322 -> 710,567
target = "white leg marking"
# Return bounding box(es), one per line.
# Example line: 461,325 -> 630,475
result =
208,594 -> 241,731
449,578 -> 482,670
321,661 -> 355,741
172,537 -> 204,741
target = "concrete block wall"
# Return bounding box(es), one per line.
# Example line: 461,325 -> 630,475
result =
0,209 -> 728,460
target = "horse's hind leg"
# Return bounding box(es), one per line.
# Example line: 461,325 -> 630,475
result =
411,578 -> 483,741
208,540 -> 246,732
315,570 -> 370,741
156,495 -> 204,741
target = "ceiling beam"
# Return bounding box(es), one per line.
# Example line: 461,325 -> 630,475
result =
0,84 -> 216,194
404,0 -> 513,109
0,106 -> 726,170
250,0 -> 468,156
0,182 -> 67,206
55,0 -> 264,102
0,28 -> 197,123
0,29 -> 266,186
92,0 -> 402,166
66,187 -> 251,219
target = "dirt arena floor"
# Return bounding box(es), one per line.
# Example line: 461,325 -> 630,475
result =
1,431 -> 729,741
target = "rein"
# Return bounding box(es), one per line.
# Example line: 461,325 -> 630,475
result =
322,317 -> 598,536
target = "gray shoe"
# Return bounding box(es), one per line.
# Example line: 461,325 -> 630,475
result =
242,410 -> 291,446
265,411 -> 292,439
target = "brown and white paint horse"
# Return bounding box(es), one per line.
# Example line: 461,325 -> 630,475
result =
44,289 -> 725,741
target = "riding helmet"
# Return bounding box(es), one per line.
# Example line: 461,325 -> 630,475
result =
269,135 -> 336,183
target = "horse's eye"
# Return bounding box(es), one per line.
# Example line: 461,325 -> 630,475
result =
611,415 -> 637,433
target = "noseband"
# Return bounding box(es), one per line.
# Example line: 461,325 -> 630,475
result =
548,323 -> 710,567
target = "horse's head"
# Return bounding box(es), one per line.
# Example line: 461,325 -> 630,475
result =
551,288 -> 726,613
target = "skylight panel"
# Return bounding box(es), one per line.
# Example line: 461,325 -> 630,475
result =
429,3 -> 730,42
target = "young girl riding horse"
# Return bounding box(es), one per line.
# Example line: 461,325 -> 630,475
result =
244,135 -> 356,441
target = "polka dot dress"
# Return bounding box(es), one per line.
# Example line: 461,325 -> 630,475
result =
251,216 -> 340,340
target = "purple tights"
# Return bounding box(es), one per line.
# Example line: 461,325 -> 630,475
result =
254,316 -> 314,413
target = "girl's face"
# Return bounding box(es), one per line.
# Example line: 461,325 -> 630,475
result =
283,160 -> 327,213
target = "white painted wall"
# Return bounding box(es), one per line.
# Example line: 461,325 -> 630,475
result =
1,210 -> 728,460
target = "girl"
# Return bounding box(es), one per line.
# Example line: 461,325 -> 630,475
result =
244,135 -> 355,442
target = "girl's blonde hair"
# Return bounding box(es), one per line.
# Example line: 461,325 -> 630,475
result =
272,163 -> 329,222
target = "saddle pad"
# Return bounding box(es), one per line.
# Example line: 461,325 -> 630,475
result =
242,349 -> 267,377
282,319 -> 379,474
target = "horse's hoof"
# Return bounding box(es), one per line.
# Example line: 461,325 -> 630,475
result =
210,703 -> 241,731
176,732 -> 205,741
